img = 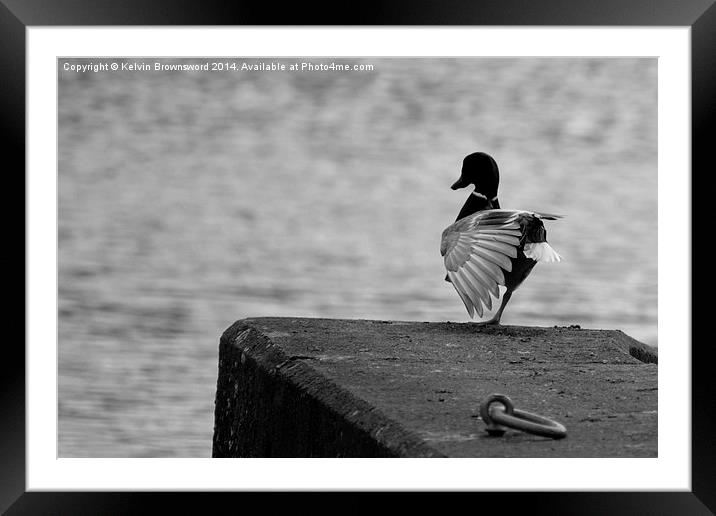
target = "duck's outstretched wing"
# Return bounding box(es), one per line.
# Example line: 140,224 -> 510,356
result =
530,211 -> 563,221
440,210 -> 524,318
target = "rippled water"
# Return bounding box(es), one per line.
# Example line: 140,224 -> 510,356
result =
58,58 -> 657,457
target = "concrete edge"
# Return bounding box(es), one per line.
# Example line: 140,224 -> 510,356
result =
444,321 -> 658,365
213,319 -> 446,457
612,330 -> 658,364
234,318 -> 659,365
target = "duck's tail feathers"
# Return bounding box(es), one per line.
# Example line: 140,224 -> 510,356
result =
524,242 -> 562,263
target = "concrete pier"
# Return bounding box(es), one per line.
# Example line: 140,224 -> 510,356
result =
213,317 -> 657,458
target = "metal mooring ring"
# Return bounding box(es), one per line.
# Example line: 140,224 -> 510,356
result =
480,393 -> 567,439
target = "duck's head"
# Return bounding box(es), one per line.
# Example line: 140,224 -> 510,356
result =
451,152 -> 500,198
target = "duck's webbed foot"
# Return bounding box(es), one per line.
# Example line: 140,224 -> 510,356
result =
472,317 -> 502,327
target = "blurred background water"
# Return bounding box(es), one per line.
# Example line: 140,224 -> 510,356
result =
58,57 -> 657,457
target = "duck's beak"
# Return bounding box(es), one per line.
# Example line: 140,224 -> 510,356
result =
451,176 -> 470,190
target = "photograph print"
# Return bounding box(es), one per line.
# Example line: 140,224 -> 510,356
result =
58,57 -> 657,458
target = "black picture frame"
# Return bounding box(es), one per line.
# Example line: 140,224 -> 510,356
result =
5,0 -> 711,513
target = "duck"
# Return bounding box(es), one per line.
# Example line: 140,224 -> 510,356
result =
441,152 -> 562,324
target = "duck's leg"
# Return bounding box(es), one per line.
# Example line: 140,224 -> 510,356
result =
476,291 -> 513,326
